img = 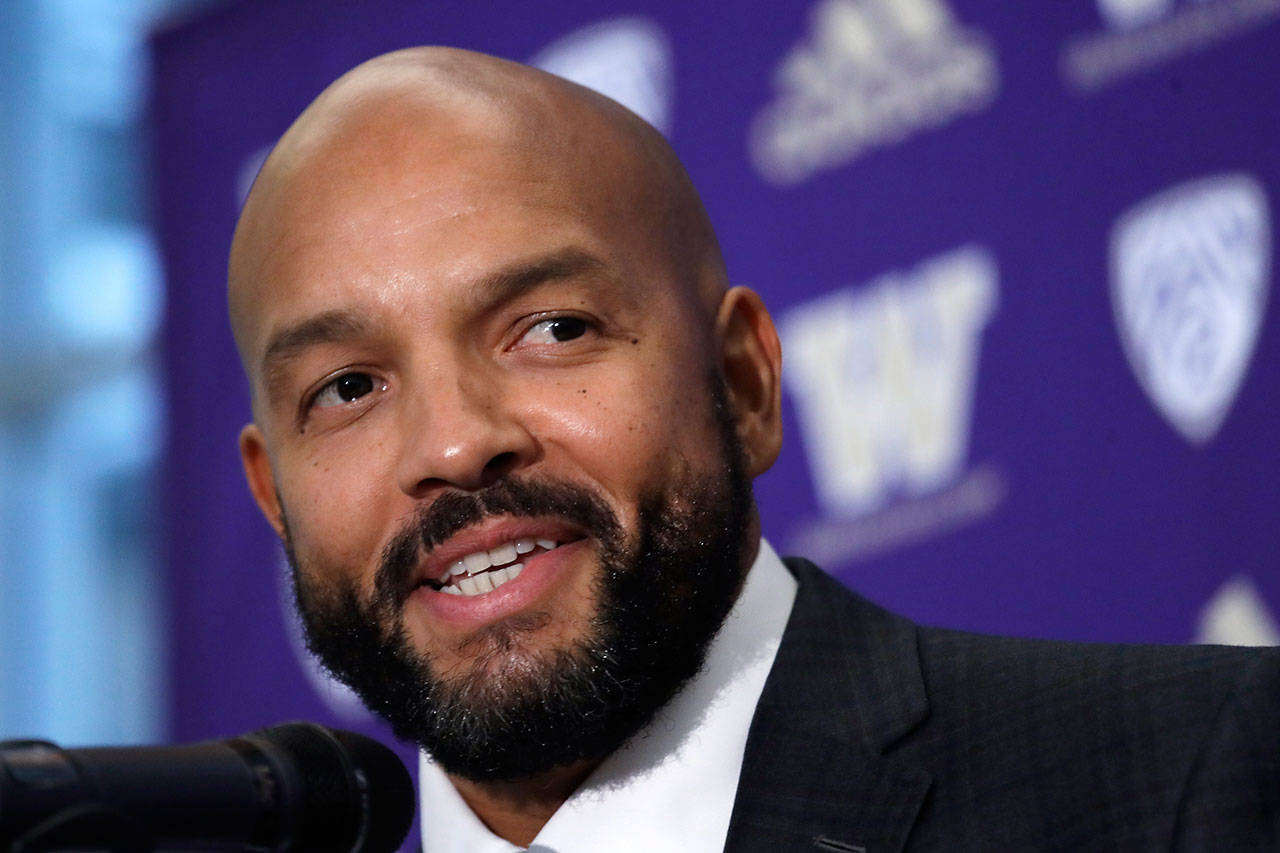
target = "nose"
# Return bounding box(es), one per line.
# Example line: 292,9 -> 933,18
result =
394,371 -> 539,496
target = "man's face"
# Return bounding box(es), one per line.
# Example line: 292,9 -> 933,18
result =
234,103 -> 771,777
290,400 -> 753,779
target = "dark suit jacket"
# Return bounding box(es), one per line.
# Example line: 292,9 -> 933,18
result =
724,559 -> 1280,852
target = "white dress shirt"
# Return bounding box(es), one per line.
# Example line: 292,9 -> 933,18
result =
418,538 -> 798,852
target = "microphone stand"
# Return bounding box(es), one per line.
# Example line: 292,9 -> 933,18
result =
1,738 -> 153,852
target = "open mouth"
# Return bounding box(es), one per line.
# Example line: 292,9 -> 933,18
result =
422,537 -> 563,597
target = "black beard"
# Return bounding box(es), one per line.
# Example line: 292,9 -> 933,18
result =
286,393 -> 755,781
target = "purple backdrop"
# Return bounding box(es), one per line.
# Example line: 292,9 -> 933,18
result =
151,0 -> 1280,842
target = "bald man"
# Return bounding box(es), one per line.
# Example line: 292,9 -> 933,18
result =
230,48 -> 1280,852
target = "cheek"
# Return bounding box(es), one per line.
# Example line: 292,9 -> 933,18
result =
527,357 -> 719,501
277,442 -> 398,592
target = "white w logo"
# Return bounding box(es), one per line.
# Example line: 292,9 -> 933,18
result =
782,247 -> 997,516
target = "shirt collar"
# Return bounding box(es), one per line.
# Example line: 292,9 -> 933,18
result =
419,539 -> 798,853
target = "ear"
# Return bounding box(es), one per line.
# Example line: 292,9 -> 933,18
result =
239,422 -> 287,540
715,286 -> 783,477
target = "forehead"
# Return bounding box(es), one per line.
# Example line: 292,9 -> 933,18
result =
233,99 -> 682,364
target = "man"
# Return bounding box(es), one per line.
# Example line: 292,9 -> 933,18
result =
228,47 -> 1279,851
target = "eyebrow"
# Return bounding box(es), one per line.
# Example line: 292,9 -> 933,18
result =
469,247 -> 610,310
257,248 -> 610,399
260,310 -> 369,399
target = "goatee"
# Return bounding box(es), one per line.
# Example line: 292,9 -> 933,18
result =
287,394 -> 755,781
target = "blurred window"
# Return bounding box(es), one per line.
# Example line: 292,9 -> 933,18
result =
0,0 -> 217,746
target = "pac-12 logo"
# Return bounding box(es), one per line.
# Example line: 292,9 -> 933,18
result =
1196,575 -> 1280,646
1095,0 -> 1175,30
1061,0 -> 1280,91
1110,174 -> 1270,445
531,17 -> 674,136
782,246 -> 998,529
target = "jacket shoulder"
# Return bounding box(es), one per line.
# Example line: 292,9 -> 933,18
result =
916,619 -> 1275,721
909,623 -> 1280,848
779,557 -> 1280,849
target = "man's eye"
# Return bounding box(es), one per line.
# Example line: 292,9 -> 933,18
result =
311,372 -> 380,408
521,316 -> 589,345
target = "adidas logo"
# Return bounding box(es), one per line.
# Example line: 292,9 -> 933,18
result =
750,0 -> 999,184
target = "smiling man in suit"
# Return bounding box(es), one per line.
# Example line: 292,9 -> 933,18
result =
228,47 -> 1280,851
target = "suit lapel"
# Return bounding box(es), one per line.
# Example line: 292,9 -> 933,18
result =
724,559 -> 932,853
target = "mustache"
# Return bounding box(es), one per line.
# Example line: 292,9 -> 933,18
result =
373,476 -> 621,609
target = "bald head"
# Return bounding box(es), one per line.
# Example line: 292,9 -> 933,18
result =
228,55 -> 784,797
229,47 -> 727,374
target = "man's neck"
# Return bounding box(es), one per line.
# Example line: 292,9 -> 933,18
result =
447,759 -> 601,847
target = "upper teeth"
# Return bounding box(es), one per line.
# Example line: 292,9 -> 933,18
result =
437,537 -> 558,597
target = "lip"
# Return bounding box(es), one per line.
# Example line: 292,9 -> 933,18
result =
409,537 -> 592,630
412,516 -> 589,587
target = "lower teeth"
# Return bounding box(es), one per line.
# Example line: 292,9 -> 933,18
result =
442,562 -> 524,596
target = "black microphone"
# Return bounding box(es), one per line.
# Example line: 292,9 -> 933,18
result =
0,722 -> 415,852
